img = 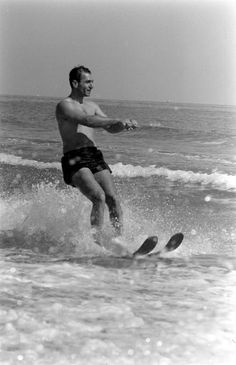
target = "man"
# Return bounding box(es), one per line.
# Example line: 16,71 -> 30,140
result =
56,65 -> 137,246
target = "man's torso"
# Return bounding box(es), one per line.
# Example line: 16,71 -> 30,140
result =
56,97 -> 97,153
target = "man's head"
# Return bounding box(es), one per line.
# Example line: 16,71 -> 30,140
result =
69,65 -> 91,86
69,65 -> 93,97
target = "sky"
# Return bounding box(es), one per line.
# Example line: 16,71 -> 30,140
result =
0,0 -> 236,105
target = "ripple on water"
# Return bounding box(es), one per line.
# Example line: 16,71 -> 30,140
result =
0,253 -> 236,365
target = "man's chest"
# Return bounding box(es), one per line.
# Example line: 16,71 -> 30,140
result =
80,103 -> 96,116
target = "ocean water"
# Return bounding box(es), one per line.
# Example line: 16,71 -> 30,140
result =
0,95 -> 236,365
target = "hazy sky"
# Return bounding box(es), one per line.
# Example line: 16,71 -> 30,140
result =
0,0 -> 235,104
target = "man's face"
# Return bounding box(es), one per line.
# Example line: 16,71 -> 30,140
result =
78,72 -> 94,97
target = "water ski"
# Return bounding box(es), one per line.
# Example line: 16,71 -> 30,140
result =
133,235 -> 158,256
108,235 -> 159,257
148,232 -> 184,257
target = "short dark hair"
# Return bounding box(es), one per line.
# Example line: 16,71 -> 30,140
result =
69,65 -> 91,87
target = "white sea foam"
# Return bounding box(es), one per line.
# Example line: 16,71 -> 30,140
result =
0,153 -> 60,169
112,163 -> 236,191
1,153 -> 236,192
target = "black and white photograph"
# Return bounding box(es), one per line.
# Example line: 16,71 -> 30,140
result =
0,0 -> 235,364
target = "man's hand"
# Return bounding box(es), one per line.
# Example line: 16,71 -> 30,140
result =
123,119 -> 138,131
105,119 -> 138,134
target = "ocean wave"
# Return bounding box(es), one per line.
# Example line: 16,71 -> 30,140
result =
0,153 -> 60,169
158,151 -> 236,165
0,153 -> 235,191
112,163 -> 236,191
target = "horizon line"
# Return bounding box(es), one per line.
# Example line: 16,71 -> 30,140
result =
0,93 -> 235,108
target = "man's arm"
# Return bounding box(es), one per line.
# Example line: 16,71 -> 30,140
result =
94,103 -> 138,134
56,100 -> 127,130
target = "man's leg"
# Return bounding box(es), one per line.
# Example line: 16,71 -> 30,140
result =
71,168 -> 106,234
94,169 -> 123,236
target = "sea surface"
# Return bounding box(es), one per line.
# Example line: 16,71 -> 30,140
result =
0,95 -> 236,365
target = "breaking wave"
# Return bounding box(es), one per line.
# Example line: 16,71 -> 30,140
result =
0,153 -> 236,192
111,163 -> 236,191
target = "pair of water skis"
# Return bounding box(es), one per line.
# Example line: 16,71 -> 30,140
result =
128,232 -> 184,258
59,233 -> 184,267
99,233 -> 184,258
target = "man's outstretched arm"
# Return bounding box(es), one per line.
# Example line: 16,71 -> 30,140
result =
56,100 -> 137,133
94,103 -> 138,133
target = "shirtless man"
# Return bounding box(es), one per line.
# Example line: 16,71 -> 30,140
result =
56,65 -> 137,245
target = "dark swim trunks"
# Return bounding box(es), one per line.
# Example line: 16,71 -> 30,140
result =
61,146 -> 112,186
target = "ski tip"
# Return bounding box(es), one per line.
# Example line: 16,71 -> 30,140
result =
148,236 -> 158,243
165,232 -> 184,252
133,235 -> 158,256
